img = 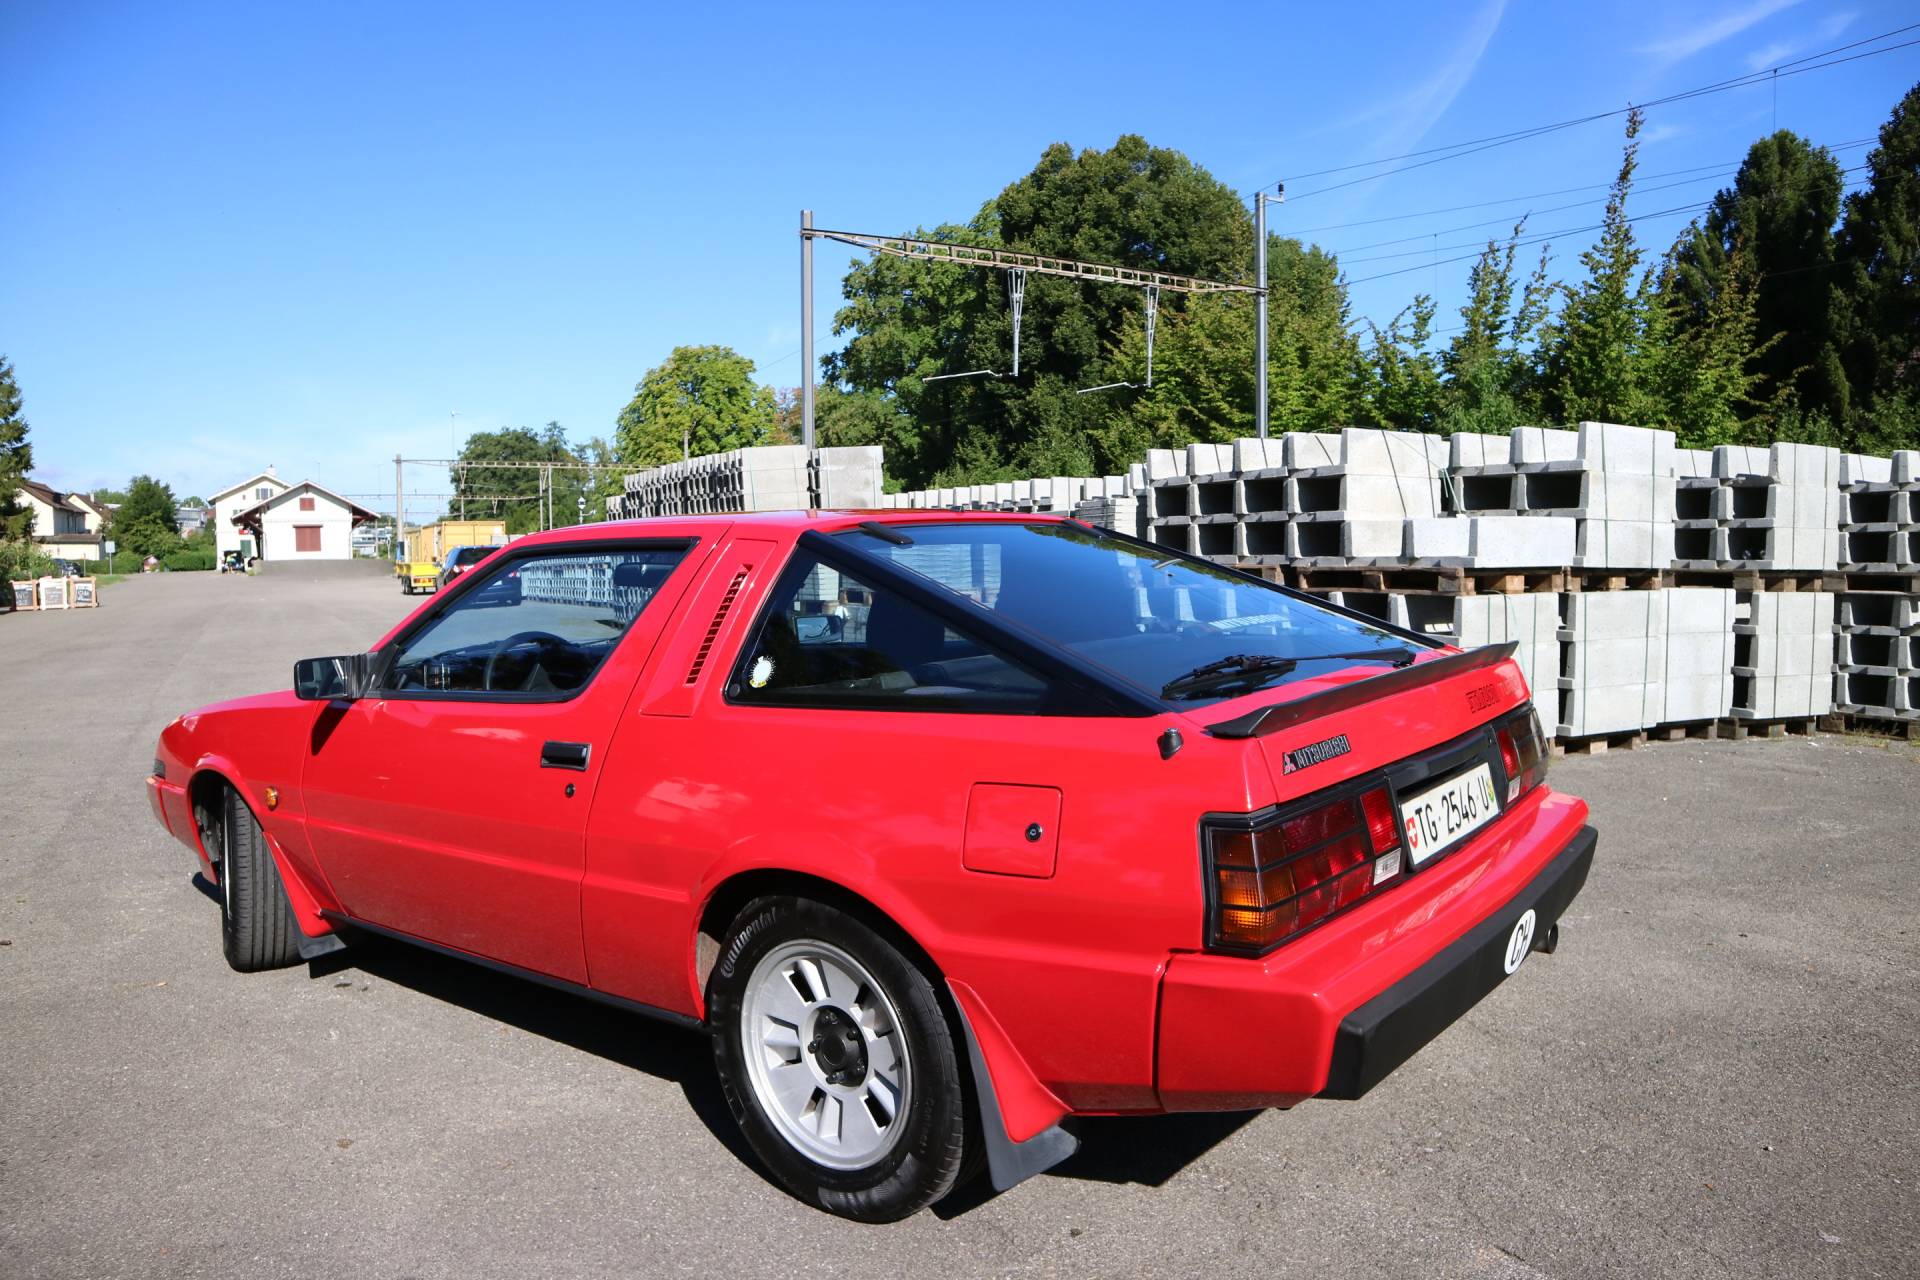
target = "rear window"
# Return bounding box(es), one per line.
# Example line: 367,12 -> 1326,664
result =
451,546 -> 495,566
833,522 -> 1422,706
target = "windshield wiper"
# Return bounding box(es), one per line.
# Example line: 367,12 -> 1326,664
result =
1159,646 -> 1420,701
1161,654 -> 1299,699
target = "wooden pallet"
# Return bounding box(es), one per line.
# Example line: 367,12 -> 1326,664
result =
1260,563 -> 1567,595
1666,569 -> 1845,593
1549,729 -> 1647,756
1837,570 -> 1920,594
1818,712 -> 1919,739
1646,720 -> 1723,741
1717,716 -> 1819,740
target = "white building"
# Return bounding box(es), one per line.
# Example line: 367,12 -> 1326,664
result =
230,480 -> 376,561
15,479 -> 103,561
208,468 -> 291,561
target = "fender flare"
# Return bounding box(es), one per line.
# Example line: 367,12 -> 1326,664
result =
692,855 -> 1077,1187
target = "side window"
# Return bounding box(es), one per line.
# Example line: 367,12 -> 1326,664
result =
730,552 -> 1049,712
384,546 -> 685,696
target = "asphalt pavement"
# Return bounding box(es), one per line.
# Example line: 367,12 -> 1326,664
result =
2,570 -> 1915,1279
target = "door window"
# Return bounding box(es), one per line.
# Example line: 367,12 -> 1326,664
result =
383,546 -> 687,697
730,551 -> 1049,712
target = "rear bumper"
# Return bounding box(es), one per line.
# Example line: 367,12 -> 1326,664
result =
1154,788 -> 1592,1110
1320,823 -> 1595,1099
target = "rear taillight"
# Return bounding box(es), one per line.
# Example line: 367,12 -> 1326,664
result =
1496,705 -> 1550,803
1205,784 -> 1405,953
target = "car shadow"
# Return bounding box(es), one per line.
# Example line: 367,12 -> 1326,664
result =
189,876 -> 1256,1215
931,1110 -> 1261,1219
301,927 -> 761,1174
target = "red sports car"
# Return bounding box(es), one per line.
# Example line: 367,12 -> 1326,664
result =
147,510 -> 1594,1221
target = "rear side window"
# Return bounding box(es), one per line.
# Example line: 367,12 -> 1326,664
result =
833,522 -> 1416,706
384,546 -> 686,697
729,551 -> 1050,713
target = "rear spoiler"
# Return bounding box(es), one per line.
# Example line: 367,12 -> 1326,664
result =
1203,642 -> 1520,740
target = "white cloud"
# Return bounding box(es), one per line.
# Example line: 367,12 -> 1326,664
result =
1638,0 -> 1802,66
1352,0 -> 1508,167
1744,10 -> 1856,69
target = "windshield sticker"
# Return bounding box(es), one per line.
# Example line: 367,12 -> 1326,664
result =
1282,734 -> 1352,774
748,655 -> 775,689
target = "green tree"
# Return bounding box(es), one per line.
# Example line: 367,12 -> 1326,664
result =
1650,241 -> 1784,447
1437,227 -> 1554,434
111,475 -> 181,557
1540,109 -> 1665,425
828,136 -> 1271,487
1833,82 -> 1920,440
616,345 -> 777,468
0,356 -> 31,542
456,423 -> 582,535
1358,295 -> 1441,430
1667,130 -> 1846,423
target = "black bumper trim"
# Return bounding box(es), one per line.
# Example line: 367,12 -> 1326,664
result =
1320,822 -> 1597,1101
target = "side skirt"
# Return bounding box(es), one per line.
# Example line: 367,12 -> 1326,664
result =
317,911 -> 704,1032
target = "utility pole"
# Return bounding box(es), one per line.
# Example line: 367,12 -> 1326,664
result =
451,410 -> 464,518
393,454 -> 404,562
801,209 -> 815,450
1254,186 -> 1281,439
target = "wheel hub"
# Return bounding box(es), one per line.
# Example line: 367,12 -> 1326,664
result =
807,1006 -> 869,1085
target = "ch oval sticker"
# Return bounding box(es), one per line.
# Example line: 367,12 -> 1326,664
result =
1503,909 -> 1537,975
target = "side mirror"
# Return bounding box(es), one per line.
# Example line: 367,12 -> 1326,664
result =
794,614 -> 844,644
294,652 -> 376,701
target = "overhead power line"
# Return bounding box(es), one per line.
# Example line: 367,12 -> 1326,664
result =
1301,139 -> 1874,244
1257,24 -> 1920,202
1335,162 -> 1874,265
1341,177 -> 1868,287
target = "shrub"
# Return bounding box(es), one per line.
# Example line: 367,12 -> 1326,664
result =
0,540 -> 56,584
161,549 -> 216,572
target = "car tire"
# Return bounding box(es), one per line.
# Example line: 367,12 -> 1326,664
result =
217,787 -> 303,973
707,896 -> 973,1222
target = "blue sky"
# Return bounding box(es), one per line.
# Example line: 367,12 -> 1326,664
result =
5,0 -> 1917,512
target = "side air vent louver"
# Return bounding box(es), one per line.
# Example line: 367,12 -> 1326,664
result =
685,568 -> 750,685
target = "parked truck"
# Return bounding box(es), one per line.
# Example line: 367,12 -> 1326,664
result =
394,519 -> 508,595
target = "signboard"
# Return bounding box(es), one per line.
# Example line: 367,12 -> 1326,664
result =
10,580 -> 36,611
104,539 -> 117,555
37,577 -> 70,609
72,577 -> 98,608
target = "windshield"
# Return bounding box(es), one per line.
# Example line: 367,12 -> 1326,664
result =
450,546 -> 494,567
833,522 -> 1425,707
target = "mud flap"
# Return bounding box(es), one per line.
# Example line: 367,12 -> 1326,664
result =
951,999 -> 1079,1191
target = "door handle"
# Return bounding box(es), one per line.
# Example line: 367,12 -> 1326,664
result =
540,741 -> 591,771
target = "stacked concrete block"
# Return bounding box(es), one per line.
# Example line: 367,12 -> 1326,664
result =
1402,514 -> 1578,568
1556,591 -> 1667,737
1286,428 -> 1448,565
1074,494 -> 1143,537
809,446 -> 884,509
1833,590 -> 1920,721
1660,588 -> 1738,723
1445,423 -> 1676,570
1731,592 -> 1836,719
1459,593 -> 1563,712
1676,443 -> 1843,570
1838,448 -> 1918,571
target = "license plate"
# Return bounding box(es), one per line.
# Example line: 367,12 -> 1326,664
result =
1400,763 -> 1500,868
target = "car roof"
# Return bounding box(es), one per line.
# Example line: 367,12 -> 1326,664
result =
504,509 -> 1072,549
